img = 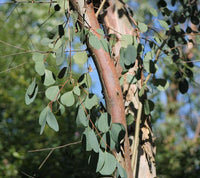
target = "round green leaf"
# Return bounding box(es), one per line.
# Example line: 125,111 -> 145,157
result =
121,34 -> 133,48
110,123 -> 125,143
45,86 -> 60,101
73,51 -> 88,65
89,35 -> 102,49
82,127 -> 92,151
99,152 -> 117,175
89,129 -> 99,153
43,69 -> 56,86
32,53 -> 44,62
159,20 -> 169,30
56,45 -> 65,66
97,113 -> 110,133
76,106 -> 89,127
61,91 -> 75,107
85,94 -> 98,110
149,8 -> 158,17
100,132 -> 116,150
73,85 -> 81,96
138,22 -> 148,33
124,45 -> 136,66
96,149 -> 105,172
35,61 -> 45,76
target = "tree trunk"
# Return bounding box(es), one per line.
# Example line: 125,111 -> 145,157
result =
70,1 -> 156,177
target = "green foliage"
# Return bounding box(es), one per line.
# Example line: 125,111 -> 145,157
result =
25,78 -> 38,105
1,0 -> 200,177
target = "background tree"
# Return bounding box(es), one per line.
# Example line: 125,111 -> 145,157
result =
0,0 -> 200,178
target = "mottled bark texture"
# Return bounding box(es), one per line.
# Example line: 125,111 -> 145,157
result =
70,1 -> 156,177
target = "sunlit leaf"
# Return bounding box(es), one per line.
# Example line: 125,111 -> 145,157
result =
73,85 -> 81,96
138,22 -> 148,33
45,86 -> 60,101
61,91 -> 75,107
76,106 -> 88,127
32,53 -> 44,62
99,152 -> 117,175
97,113 -> 110,133
89,129 -> 99,153
43,69 -> 56,86
35,61 -> 45,76
82,127 -> 92,151
89,35 -> 102,50
149,7 -> 158,17
159,20 -> 169,30
85,94 -> 98,110
25,78 -> 38,105
73,51 -> 88,65
121,34 -> 133,48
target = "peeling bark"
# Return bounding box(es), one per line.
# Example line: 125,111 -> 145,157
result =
70,1 -> 156,177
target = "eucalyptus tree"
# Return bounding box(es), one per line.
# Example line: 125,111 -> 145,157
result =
1,0 -> 200,177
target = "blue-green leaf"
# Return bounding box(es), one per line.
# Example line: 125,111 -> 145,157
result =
76,106 -> 89,127
116,162 -> 127,178
89,129 -> 99,153
159,20 -> 169,30
97,113 -> 110,133
82,127 -> 92,151
39,106 -> 59,134
99,152 -> 117,175
73,85 -> 81,96
35,61 -> 45,76
46,108 -> 59,132
43,69 -> 56,86
45,86 -> 60,101
100,132 -> 116,150
110,123 -> 125,143
96,149 -> 105,172
138,22 -> 148,33
61,91 -> 75,107
32,53 -> 44,62
121,34 -> 133,48
25,78 -> 38,105
149,8 -> 158,17
73,51 -> 88,65
56,45 -> 65,66
85,94 -> 98,110
89,35 -> 102,50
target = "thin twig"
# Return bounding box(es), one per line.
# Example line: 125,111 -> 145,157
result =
0,62 -> 27,74
28,140 -> 81,152
20,171 -> 35,178
95,0 -> 106,17
38,149 -> 54,170
0,40 -> 26,51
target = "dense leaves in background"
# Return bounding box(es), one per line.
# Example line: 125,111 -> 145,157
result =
0,3 -> 96,178
0,0 -> 200,177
